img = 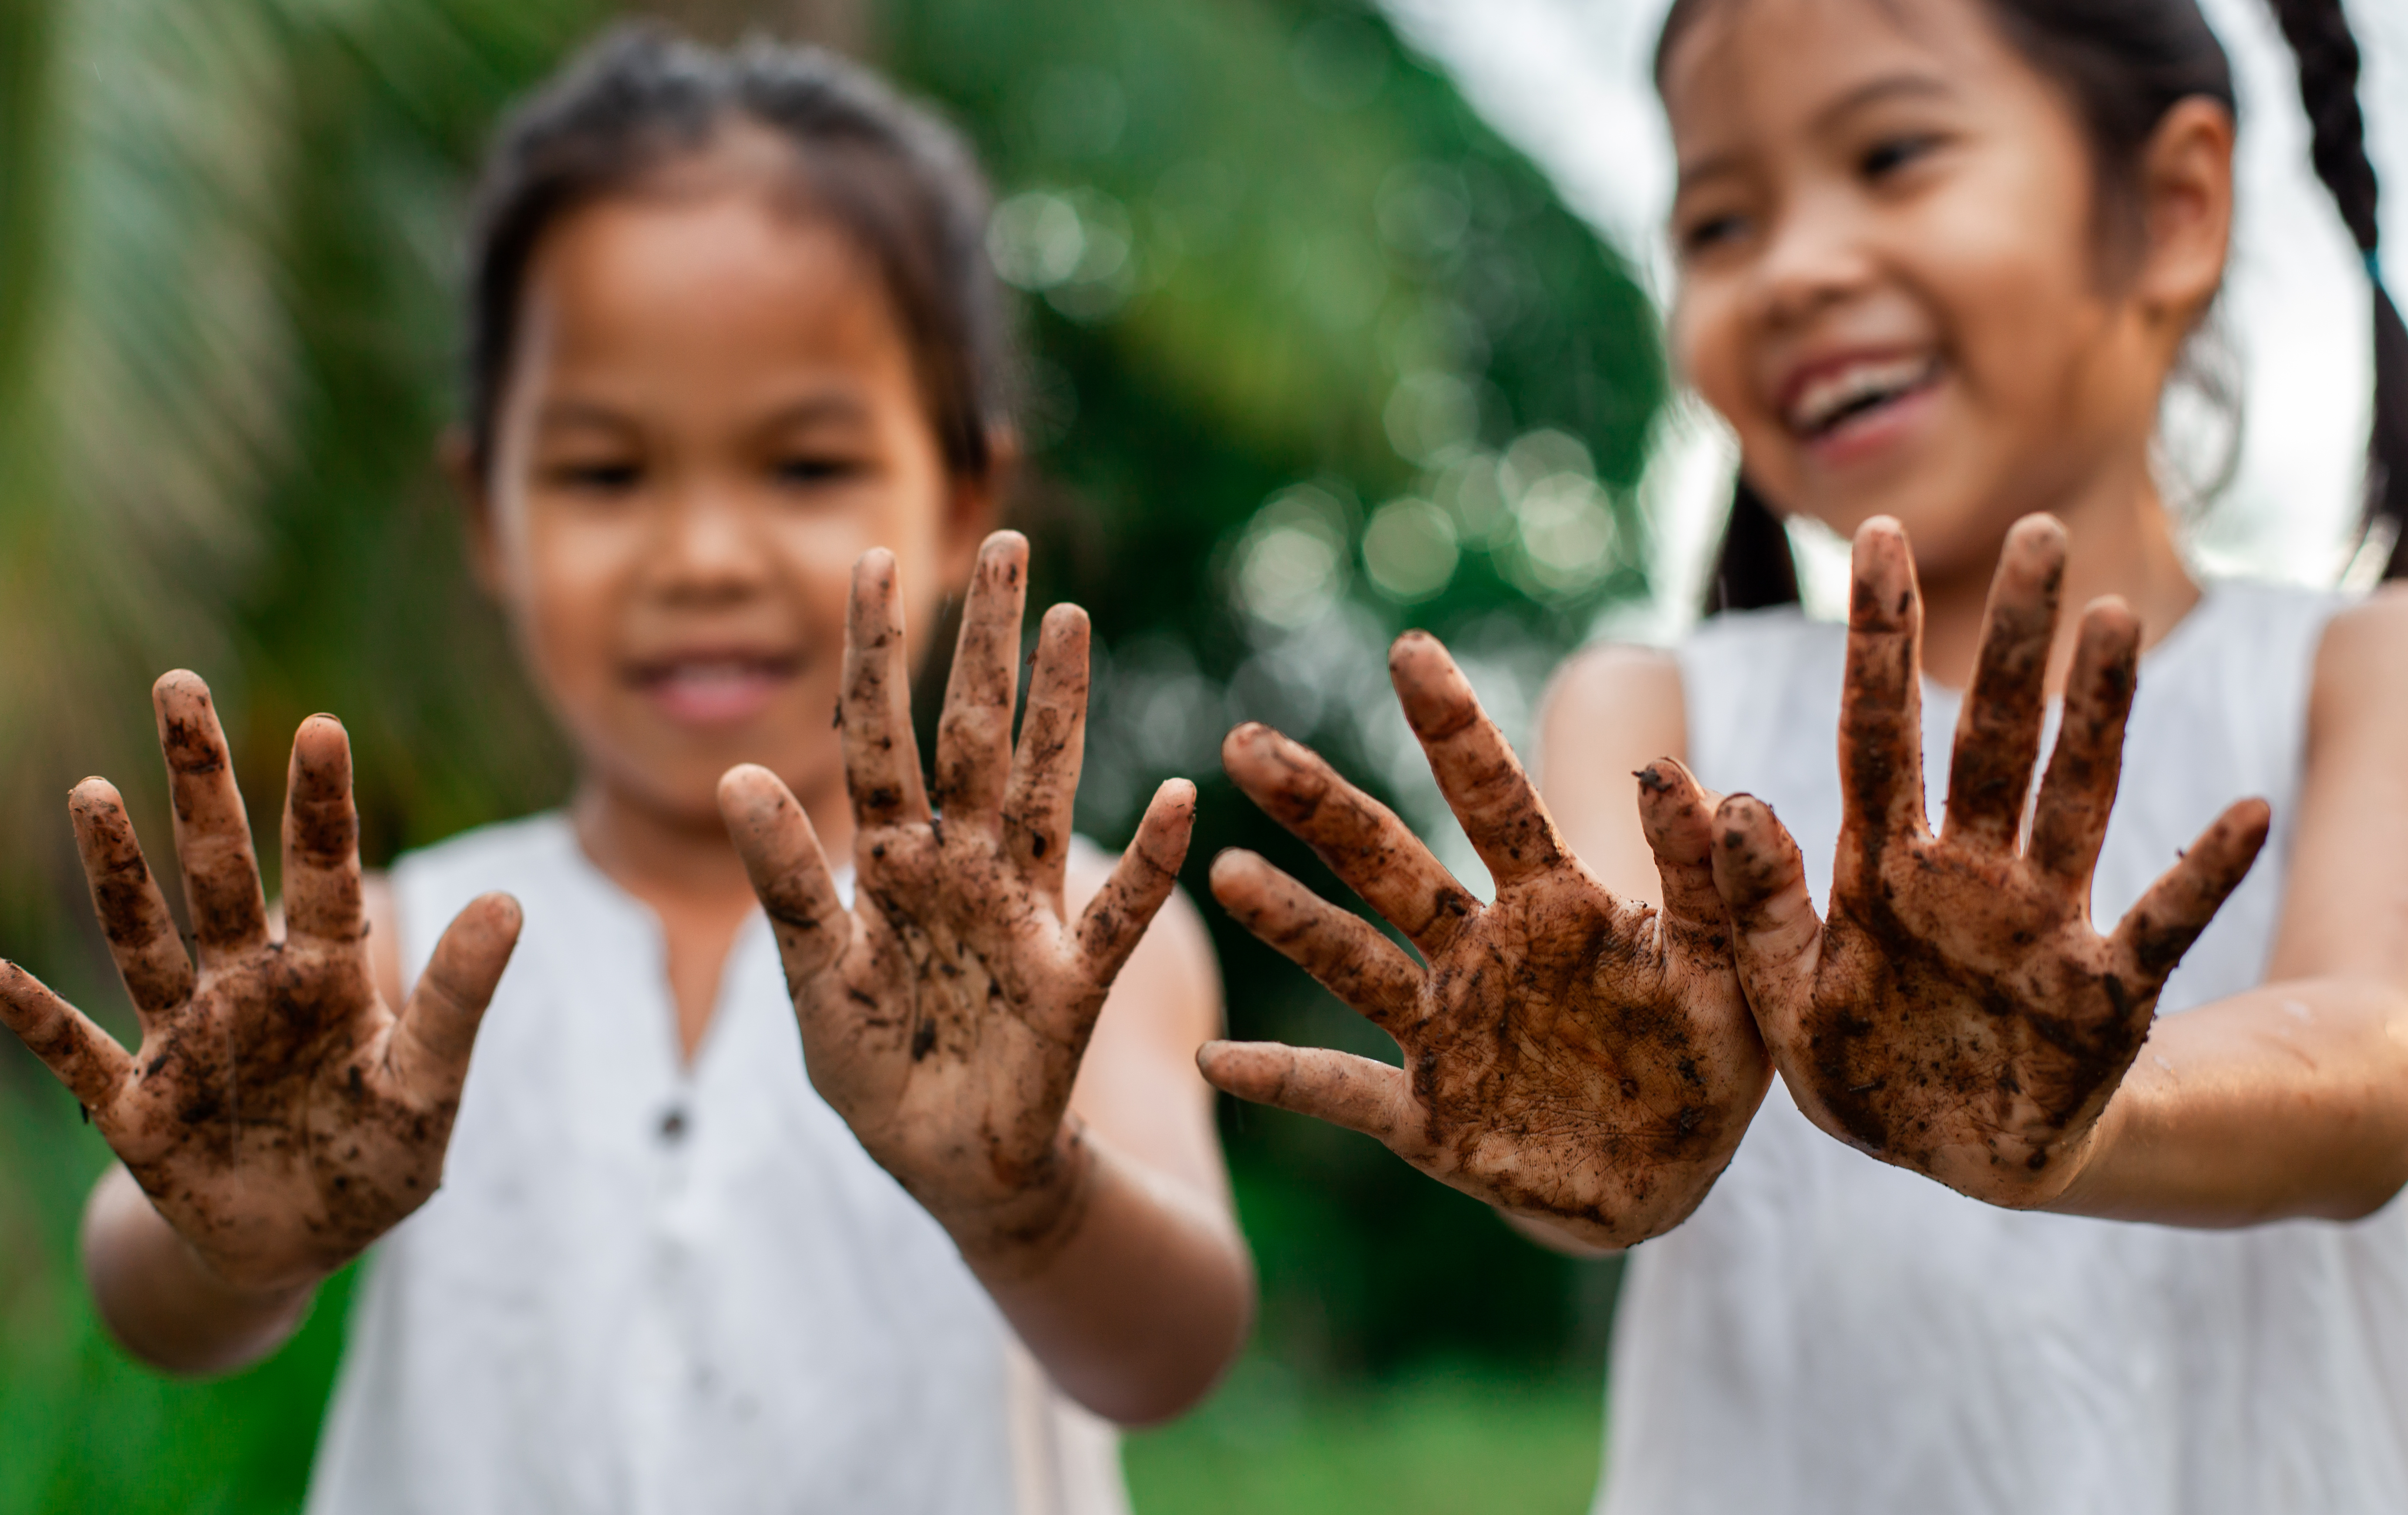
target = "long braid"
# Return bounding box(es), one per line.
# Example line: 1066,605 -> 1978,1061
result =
2263,0 -> 2408,577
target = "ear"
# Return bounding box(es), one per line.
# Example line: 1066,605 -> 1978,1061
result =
935,424 -> 1019,589
439,426 -> 508,601
2134,97 -> 2235,333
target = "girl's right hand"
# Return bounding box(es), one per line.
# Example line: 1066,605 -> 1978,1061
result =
0,673 -> 520,1296
1199,633 -> 1773,1250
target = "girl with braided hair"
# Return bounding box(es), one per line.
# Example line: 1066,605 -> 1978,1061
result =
1192,0 -> 2408,1509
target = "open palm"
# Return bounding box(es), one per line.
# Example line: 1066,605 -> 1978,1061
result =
0,673 -> 519,1292
720,533 -> 1191,1268
1710,517 -> 2267,1205
1201,633 -> 1771,1250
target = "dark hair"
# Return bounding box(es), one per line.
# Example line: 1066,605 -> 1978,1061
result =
463,23 -> 1014,482
1660,0 -> 2408,608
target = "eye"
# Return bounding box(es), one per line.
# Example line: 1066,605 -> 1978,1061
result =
1676,208 -> 1752,261
547,459 -> 643,494
770,453 -> 864,489
1861,134 -> 1937,181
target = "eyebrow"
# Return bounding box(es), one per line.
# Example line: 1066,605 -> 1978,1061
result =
534,400 -> 637,434
759,393 -> 871,430
1674,70 -> 1957,190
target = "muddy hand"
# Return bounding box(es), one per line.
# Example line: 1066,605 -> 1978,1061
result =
0,674 -> 520,1293
1201,634 -> 1772,1250
1712,516 -> 2267,1205
719,531 -> 1192,1274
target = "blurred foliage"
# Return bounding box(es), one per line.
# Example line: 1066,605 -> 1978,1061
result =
1124,1360 -> 1604,1514
0,0 -> 1668,1506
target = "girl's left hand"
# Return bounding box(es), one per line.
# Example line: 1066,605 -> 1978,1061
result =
717,532 -> 1193,1273
1712,514 -> 2269,1206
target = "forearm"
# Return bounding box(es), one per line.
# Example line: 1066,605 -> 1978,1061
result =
82,1165 -> 318,1375
955,1129 -> 1251,1426
2050,977 -> 2408,1226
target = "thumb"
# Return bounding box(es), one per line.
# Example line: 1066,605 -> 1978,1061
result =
1709,794 -> 1823,1029
1634,758 -> 1729,960
719,763 -> 850,1001
389,892 -> 521,1108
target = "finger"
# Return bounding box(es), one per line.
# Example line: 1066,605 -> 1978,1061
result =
932,531 -> 1029,833
1389,632 -> 1567,890
1710,794 -> 1824,1028
153,670 -> 269,964
1941,515 -> 2064,853
1838,519 -> 1931,849
718,764 -> 851,1000
68,778 -> 192,1025
1209,849 -> 1423,1035
0,961 -> 135,1112
2109,799 -> 2270,997
1222,722 -> 1480,957
1196,1040 -> 1415,1149
1073,779 -> 1195,988
281,715 -> 366,949
2029,598 -> 2141,891
387,893 -> 521,1109
1002,602 -> 1089,900
841,549 -> 931,830
1635,759 -> 1728,951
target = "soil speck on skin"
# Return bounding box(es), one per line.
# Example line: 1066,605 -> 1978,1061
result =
911,1019 -> 938,1061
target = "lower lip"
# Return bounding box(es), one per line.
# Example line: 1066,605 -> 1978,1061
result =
640,667 -> 792,728
1799,376 -> 1942,470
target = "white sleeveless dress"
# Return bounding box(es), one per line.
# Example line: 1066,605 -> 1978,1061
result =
306,815 -> 1126,1515
1600,581 -> 2408,1514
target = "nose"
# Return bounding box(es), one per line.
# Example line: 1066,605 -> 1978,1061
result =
648,480 -> 770,605
1748,188 -> 1877,332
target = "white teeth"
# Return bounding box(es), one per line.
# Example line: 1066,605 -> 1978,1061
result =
650,659 -> 782,689
1788,357 -> 1937,435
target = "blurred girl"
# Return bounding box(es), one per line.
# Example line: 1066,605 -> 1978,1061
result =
0,27 -> 1250,1513
1193,1 -> 2408,1510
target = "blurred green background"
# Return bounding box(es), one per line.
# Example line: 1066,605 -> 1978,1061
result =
0,0 -> 1669,1507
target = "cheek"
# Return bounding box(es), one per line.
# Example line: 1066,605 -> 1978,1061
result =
507,506 -> 642,694
1916,173 -> 2110,412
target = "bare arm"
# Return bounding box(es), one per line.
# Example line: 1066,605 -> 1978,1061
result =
2050,586 -> 2408,1225
971,860 -> 1251,1425
16,680 -> 515,1377
721,532 -> 1250,1427
81,871 -> 413,1374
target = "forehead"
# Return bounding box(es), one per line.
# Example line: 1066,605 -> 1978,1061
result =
515,162 -> 914,400
1660,0 -> 2016,153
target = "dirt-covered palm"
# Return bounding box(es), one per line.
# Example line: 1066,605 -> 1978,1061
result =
0,673 -> 520,1293
1711,516 -> 2268,1206
1198,633 -> 1772,1250
720,533 -> 1192,1270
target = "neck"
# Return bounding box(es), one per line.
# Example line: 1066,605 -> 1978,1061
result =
1910,450 -> 2199,695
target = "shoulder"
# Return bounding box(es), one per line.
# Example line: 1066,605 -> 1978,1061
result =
2309,583 -> 2408,737
1547,642 -> 1684,723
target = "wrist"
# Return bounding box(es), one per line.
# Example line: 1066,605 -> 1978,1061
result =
937,1118 -> 1099,1283
2032,1081 -> 2136,1217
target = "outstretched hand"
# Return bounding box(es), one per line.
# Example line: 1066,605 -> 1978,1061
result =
719,532 -> 1193,1273
1711,515 -> 2267,1205
1200,633 -> 1772,1250
0,674 -> 520,1293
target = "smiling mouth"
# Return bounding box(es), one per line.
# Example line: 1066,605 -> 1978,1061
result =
1785,356 -> 1942,441
629,655 -> 801,726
